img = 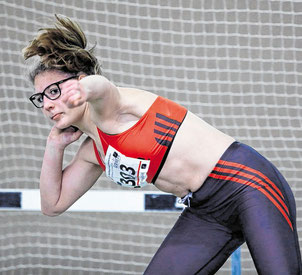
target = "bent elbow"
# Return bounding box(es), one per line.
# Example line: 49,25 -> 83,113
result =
41,206 -> 64,217
42,210 -> 60,217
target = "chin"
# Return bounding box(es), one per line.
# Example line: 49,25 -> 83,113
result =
54,120 -> 70,130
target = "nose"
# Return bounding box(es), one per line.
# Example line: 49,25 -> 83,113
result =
43,96 -> 55,111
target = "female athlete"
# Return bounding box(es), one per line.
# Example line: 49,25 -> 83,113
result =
23,15 -> 301,274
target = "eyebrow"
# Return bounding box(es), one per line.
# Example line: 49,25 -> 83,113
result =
36,79 -> 61,94
35,76 -> 78,94
35,82 -> 54,94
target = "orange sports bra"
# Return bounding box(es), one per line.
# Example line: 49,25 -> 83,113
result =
92,96 -> 187,188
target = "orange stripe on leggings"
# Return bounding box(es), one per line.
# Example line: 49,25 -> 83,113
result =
218,160 -> 284,199
212,166 -> 289,215
209,172 -> 293,231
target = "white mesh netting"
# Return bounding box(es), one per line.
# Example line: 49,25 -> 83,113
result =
1,0 -> 301,274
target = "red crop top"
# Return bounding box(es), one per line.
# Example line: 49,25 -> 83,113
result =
92,96 -> 187,188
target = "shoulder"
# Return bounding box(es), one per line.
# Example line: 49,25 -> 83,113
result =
91,87 -> 159,135
117,87 -> 158,116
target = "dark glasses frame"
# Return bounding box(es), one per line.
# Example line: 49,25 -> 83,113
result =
29,75 -> 78,108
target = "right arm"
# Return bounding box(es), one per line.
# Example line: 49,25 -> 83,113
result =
61,75 -> 121,120
40,126 -> 103,216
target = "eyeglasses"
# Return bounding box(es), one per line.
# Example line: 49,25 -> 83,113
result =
29,75 -> 78,108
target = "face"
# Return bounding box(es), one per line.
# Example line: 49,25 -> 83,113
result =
34,71 -> 83,129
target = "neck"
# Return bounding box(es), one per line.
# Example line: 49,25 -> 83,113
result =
72,103 -> 98,140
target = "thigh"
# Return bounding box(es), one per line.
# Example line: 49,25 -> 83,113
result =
238,184 -> 301,275
210,141 -> 301,274
144,209 -> 243,275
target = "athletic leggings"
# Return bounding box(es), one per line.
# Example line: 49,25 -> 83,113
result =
144,142 -> 301,275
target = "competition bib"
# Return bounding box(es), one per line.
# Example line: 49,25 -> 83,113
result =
105,145 -> 150,188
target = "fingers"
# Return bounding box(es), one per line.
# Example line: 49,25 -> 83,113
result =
73,128 -> 83,140
64,127 -> 83,141
61,80 -> 87,108
48,125 -> 83,148
65,128 -> 83,144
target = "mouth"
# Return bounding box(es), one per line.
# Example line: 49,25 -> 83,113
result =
51,113 -> 63,121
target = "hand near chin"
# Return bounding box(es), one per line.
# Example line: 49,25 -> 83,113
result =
47,125 -> 83,149
61,80 -> 87,108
